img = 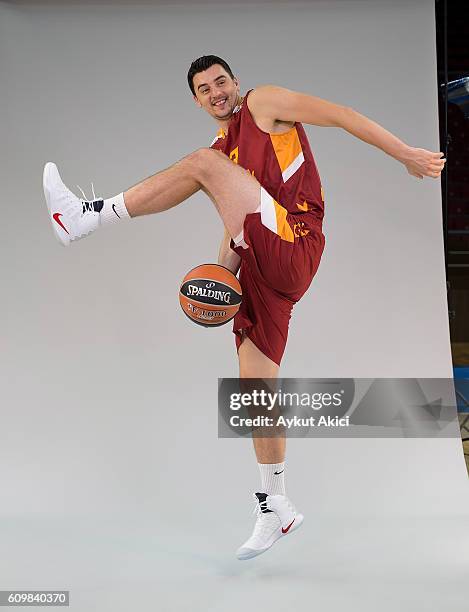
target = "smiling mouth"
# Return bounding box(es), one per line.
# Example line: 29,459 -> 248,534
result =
213,98 -> 227,107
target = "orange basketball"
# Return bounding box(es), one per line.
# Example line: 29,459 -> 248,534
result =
179,263 -> 242,327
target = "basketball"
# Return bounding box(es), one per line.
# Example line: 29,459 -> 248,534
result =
179,263 -> 242,327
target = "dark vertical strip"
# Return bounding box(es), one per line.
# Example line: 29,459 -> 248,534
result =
443,0 -> 449,275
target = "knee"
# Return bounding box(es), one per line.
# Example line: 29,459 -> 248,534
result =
238,337 -> 280,379
187,147 -> 219,164
185,147 -> 225,177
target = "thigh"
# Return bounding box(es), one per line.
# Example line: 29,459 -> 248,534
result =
233,212 -> 325,301
200,149 -> 261,241
233,260 -> 295,367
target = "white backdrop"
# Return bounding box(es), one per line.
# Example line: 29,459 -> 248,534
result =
0,1 -> 468,611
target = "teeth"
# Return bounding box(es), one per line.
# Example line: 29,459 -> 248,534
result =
214,99 -> 226,106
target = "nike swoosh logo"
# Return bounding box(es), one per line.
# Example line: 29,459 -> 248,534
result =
274,469 -> 284,475
53,213 -> 69,234
112,204 -> 121,218
296,201 -> 309,211
282,519 -> 295,534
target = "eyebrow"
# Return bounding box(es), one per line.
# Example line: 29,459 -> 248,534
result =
197,75 -> 226,91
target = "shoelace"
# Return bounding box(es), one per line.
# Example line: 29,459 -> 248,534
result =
77,183 -> 99,214
252,493 -> 269,517
253,494 -> 296,520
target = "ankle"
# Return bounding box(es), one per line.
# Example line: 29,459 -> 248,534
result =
101,193 -> 131,226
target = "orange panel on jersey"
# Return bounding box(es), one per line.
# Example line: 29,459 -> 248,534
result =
270,128 -> 303,174
274,200 -> 294,242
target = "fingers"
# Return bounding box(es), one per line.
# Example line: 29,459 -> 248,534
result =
428,158 -> 446,177
428,154 -> 446,166
417,151 -> 446,171
407,149 -> 446,180
426,153 -> 446,177
425,168 -> 444,178
428,151 -> 445,159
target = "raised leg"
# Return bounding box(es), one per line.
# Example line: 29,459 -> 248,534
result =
124,147 -> 261,241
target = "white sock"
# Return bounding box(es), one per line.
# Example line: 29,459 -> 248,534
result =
258,461 -> 286,496
100,192 -> 130,226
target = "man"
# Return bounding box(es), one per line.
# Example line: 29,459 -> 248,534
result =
43,55 -> 445,560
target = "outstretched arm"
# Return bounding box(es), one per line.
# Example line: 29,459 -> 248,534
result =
248,85 -> 446,180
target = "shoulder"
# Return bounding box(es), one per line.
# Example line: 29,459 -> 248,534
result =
247,85 -> 296,132
246,85 -> 281,113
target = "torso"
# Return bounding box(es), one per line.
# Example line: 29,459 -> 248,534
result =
210,89 -> 325,227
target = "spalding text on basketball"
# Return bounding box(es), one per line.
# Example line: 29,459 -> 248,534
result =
187,284 -> 232,304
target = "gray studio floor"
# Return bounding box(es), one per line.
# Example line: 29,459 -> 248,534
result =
1,513 -> 468,611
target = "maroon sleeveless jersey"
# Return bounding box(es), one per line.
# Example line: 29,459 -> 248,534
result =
210,88 -> 324,239
209,89 -> 326,365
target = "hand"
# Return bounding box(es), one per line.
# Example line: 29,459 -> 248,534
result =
218,228 -> 241,275
402,147 -> 446,179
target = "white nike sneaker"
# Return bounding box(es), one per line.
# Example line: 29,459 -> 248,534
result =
236,492 -> 304,560
43,162 -> 102,246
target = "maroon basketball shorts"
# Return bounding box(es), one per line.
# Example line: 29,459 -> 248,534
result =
230,187 -> 325,366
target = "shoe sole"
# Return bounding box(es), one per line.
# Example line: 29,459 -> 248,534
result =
236,513 -> 304,560
43,162 -> 70,246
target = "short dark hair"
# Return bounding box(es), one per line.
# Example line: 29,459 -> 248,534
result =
187,55 -> 235,96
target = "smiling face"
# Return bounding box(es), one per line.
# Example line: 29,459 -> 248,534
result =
192,64 -> 240,123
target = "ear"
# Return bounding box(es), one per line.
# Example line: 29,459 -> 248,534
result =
193,94 -> 202,108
